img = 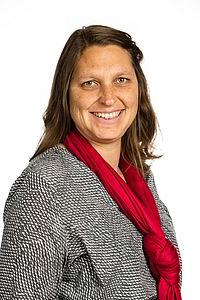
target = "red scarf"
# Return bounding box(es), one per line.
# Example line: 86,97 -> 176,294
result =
64,130 -> 181,300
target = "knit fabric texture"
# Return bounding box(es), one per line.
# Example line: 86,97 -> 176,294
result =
0,145 -> 180,299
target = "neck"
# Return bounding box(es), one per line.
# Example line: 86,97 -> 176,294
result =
89,140 -> 121,173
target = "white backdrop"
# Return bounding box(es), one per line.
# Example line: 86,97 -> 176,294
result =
0,0 -> 199,298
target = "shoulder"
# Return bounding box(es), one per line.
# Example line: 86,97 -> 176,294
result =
144,168 -> 169,213
28,144 -> 92,184
144,168 -> 173,226
28,144 -> 72,185
4,144 -> 96,210
14,144 -> 90,189
144,169 -> 159,198
3,145 -> 82,221
145,168 -> 178,237
6,145 -> 71,195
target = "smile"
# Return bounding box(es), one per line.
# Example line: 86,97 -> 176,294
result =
91,110 -> 123,120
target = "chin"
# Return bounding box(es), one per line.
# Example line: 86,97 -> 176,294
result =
78,127 -> 123,144
92,133 -> 122,144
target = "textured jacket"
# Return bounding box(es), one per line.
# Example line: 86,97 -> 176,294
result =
0,145 -> 179,299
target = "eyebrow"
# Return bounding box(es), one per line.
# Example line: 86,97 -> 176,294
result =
76,70 -> 135,81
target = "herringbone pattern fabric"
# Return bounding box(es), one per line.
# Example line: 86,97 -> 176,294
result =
0,145 -> 180,299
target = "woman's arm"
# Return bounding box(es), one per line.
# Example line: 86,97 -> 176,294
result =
145,169 -> 182,285
0,171 -> 66,299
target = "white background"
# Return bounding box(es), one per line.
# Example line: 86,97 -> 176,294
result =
0,0 -> 199,298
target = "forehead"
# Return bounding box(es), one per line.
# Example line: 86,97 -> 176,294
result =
73,45 -> 134,76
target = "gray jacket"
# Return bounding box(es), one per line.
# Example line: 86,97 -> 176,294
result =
0,145 -> 179,299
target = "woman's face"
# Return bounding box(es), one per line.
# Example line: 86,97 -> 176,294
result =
69,45 -> 138,146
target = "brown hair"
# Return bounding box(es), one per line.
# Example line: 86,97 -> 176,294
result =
30,25 -> 162,175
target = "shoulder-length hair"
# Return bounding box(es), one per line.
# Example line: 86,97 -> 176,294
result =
30,25 -> 162,175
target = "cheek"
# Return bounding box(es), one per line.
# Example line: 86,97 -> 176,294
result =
69,98 -> 76,118
69,88 -> 91,111
132,87 -> 139,108
126,92 -> 138,110
69,96 -> 89,128
69,99 -> 80,125
69,93 -> 83,115
121,84 -> 138,107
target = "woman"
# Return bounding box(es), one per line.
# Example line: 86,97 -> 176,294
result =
0,25 -> 182,299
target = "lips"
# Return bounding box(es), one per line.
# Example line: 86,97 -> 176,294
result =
91,110 -> 124,120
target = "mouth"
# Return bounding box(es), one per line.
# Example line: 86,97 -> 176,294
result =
90,110 -> 124,120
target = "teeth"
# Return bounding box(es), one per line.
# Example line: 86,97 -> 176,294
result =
92,111 -> 121,119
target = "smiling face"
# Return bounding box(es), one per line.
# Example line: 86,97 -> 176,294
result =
69,45 -> 138,147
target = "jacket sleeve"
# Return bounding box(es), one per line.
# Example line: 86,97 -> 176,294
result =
145,169 -> 178,241
0,171 -> 66,299
145,169 -> 182,284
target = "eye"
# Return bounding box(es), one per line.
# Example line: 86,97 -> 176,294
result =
115,77 -> 129,84
82,80 -> 97,88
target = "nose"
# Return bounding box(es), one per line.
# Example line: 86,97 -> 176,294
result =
98,84 -> 117,106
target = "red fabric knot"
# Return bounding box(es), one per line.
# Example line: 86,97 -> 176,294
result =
143,233 -> 180,285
